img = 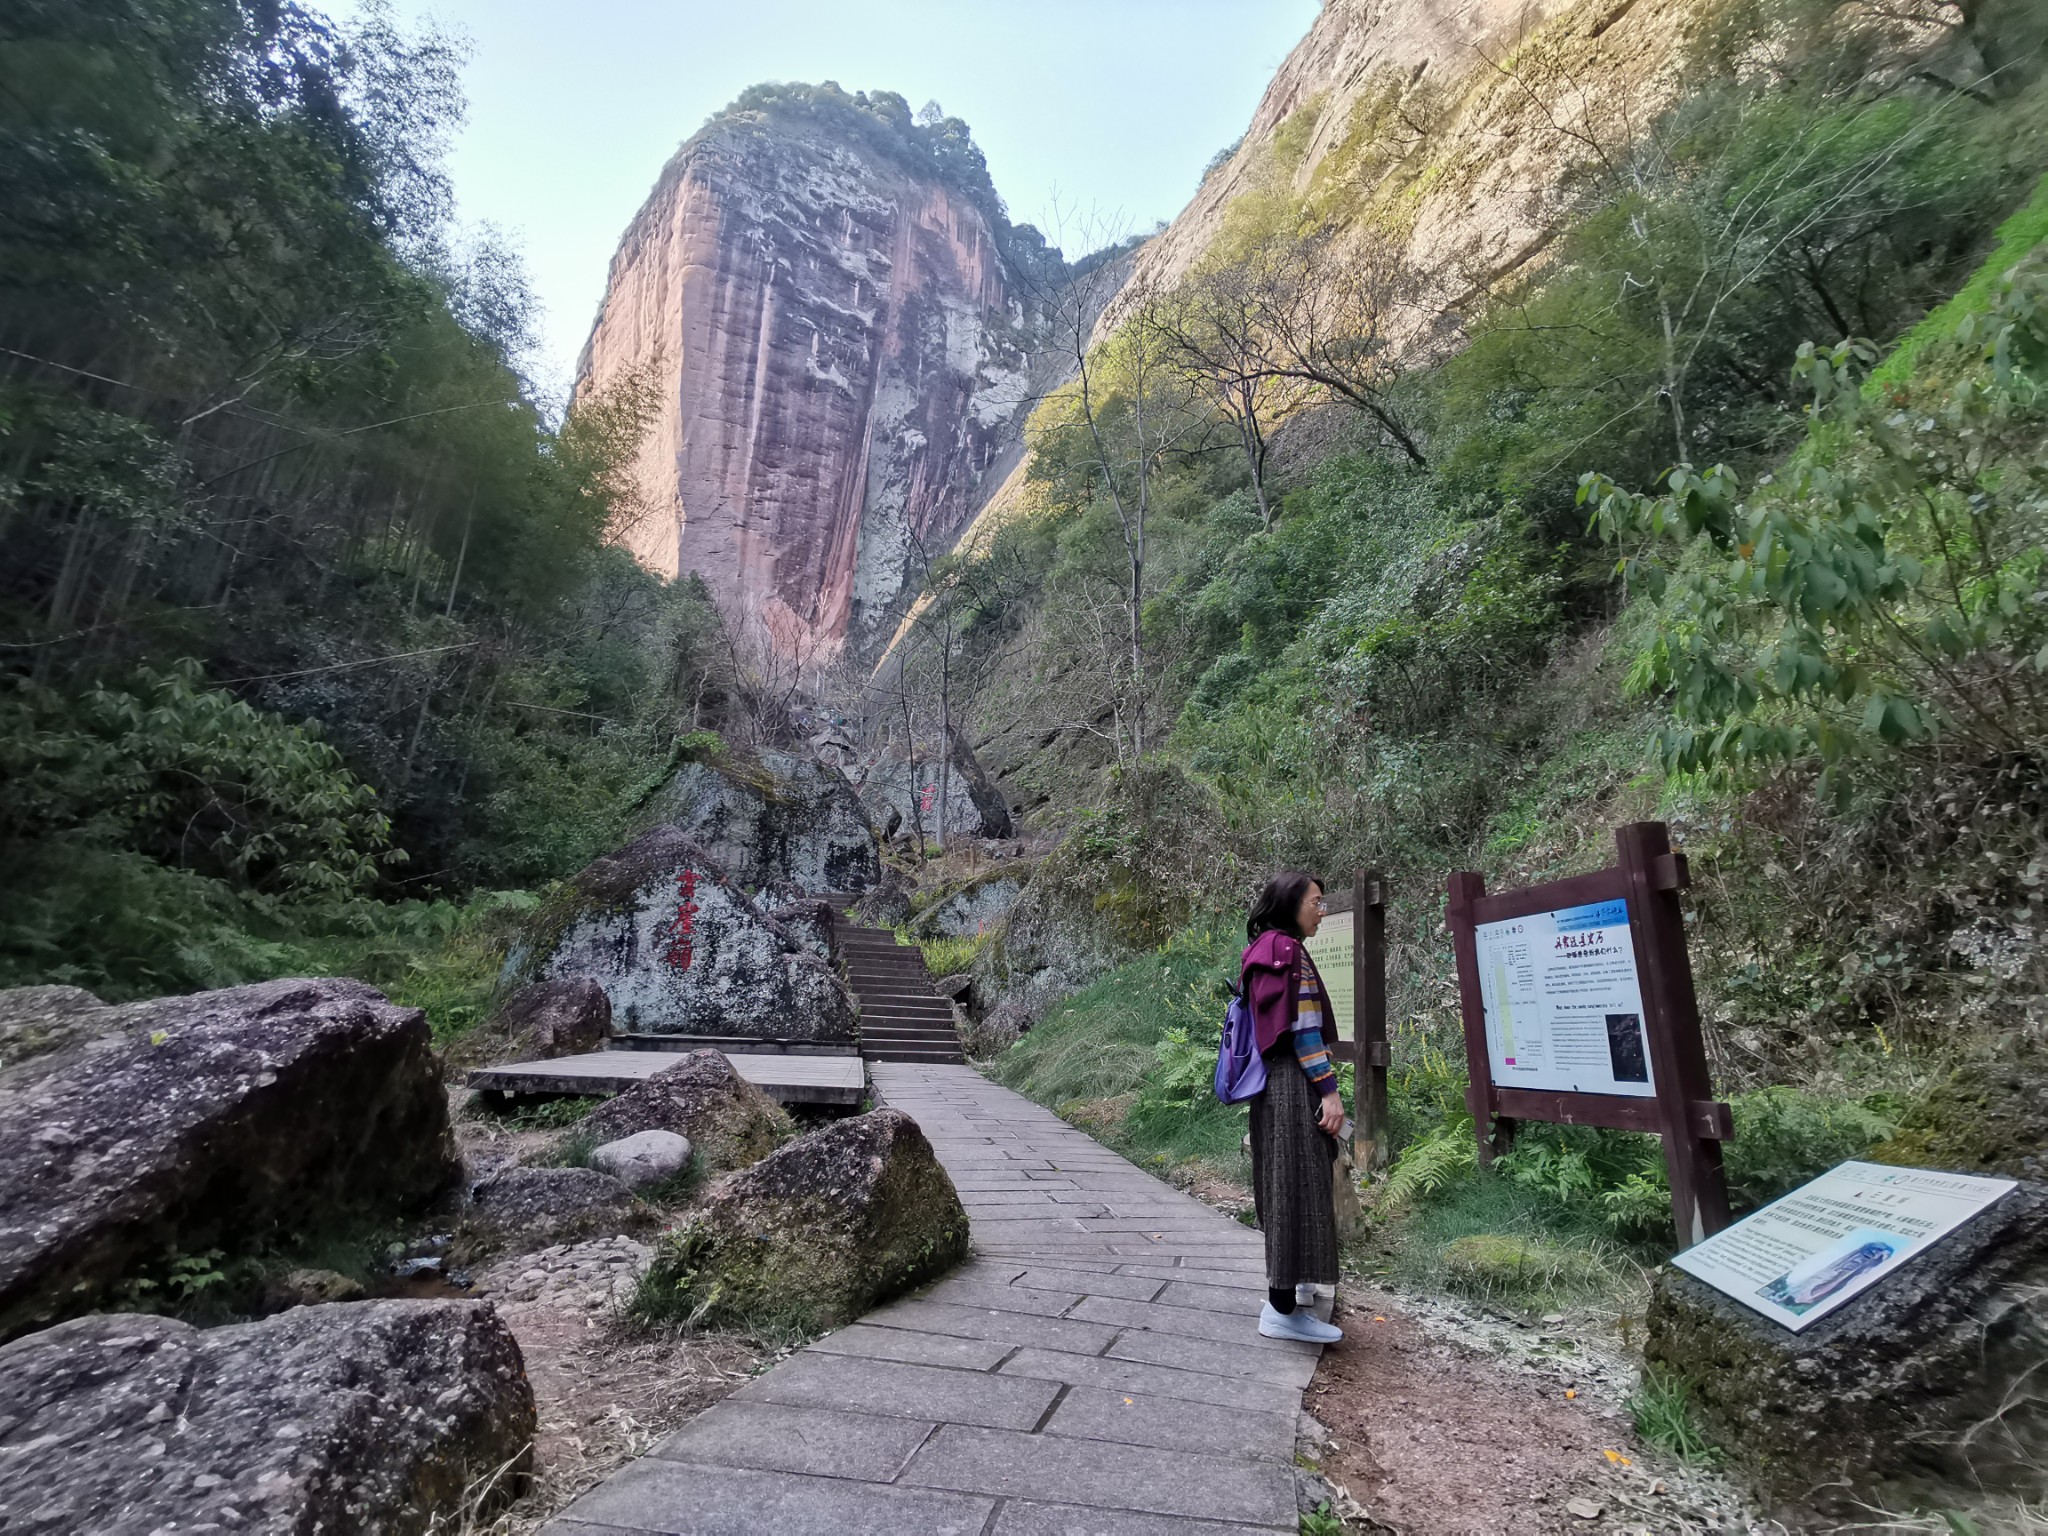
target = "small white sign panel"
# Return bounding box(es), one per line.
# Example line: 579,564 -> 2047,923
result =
1673,1161 -> 2016,1332
1473,899 -> 1655,1098
1303,911 -> 1355,1041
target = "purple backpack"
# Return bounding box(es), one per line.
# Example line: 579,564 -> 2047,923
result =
1213,974 -> 1267,1104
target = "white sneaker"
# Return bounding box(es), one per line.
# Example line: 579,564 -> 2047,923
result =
1259,1301 -> 1343,1344
1295,1282 -> 1333,1306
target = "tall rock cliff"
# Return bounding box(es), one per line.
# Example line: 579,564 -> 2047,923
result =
577,92 -> 1034,660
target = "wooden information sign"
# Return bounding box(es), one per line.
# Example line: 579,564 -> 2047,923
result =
1305,870 -> 1389,1176
1447,823 -> 1732,1246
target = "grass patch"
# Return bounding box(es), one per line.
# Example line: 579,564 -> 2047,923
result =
502,1094 -> 603,1131
1628,1368 -> 1724,1466
985,920 -> 1252,1183
1379,1173 -> 1645,1313
634,1150 -> 709,1208
918,929 -> 993,977
1869,169 -> 2048,390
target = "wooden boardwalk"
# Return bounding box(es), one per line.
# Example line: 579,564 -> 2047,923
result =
539,1061 -> 1318,1535
466,1050 -> 866,1107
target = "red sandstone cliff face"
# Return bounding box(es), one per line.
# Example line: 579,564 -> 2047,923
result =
576,111 -> 1029,660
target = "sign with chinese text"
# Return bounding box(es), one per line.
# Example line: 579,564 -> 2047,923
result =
1672,1161 -> 2015,1331
1473,899 -> 1654,1098
1303,910 -> 1355,1043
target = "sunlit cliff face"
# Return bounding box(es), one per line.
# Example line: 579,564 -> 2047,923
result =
576,117 -> 1029,662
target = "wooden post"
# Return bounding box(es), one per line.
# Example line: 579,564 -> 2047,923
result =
1446,869 -> 1514,1164
1353,869 -> 1390,1175
1614,822 -> 1731,1246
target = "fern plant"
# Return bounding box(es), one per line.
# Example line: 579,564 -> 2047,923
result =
1374,1118 -> 1477,1213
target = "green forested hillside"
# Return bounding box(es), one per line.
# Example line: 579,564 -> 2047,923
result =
0,2 -> 728,1004
944,0 -> 2048,1263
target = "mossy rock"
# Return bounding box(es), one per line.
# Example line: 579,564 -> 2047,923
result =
1440,1233 -> 1595,1295
640,750 -> 878,894
1868,1040 -> 2047,1181
577,1049 -> 793,1176
1645,1180 -> 2048,1520
635,1109 -> 968,1332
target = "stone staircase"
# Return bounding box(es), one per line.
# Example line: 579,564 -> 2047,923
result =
834,914 -> 965,1064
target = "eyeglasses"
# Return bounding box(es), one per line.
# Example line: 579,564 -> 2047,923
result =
1311,898 -> 1329,912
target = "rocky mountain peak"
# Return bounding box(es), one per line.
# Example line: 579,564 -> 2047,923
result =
577,86 -> 1040,661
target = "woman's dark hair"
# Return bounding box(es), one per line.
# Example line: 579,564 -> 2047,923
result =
1247,870 -> 1323,942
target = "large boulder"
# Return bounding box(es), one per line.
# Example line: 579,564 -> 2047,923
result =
0,1300 -> 534,1534
767,897 -> 838,959
849,864 -> 914,927
853,733 -> 1013,842
0,977 -> 458,1344
638,1108 -> 968,1330
643,749 -> 880,894
1644,1179 -> 2048,1518
482,977 -> 612,1062
909,870 -> 1025,941
459,1165 -> 642,1258
515,827 -> 857,1043
971,841 -> 1136,1022
578,1049 -> 794,1175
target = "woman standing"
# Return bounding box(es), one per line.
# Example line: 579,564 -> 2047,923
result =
1242,871 -> 1345,1344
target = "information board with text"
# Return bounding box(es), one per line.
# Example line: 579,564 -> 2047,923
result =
1303,910 -> 1355,1042
1672,1161 -> 2015,1331
1473,898 -> 1655,1098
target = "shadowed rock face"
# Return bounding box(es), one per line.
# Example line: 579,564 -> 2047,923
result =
578,110 -> 1030,660
458,1165 -> 643,1259
0,977 -> 459,1344
644,750 -> 880,894
0,1301 -> 535,1535
488,977 -> 613,1061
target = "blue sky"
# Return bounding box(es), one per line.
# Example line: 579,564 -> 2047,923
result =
328,0 -> 1320,398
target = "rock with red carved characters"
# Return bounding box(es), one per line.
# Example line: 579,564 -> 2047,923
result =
515,827 -> 856,1044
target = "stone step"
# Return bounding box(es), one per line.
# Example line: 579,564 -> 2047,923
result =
862,1047 -> 965,1063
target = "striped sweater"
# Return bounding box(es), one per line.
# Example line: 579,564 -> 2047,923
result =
1291,958 -> 1338,1094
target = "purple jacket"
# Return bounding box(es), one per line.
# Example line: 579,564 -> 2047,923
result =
1242,930 -> 1306,1055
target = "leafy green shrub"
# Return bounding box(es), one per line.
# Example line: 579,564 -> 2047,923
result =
1376,1121 -> 1478,1214
1723,1085 -> 1898,1208
1586,257 -> 2048,790
1,662 -> 395,900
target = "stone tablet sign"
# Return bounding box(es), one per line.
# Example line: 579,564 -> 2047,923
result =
1672,1161 -> 2016,1331
1450,823 -> 1734,1246
1472,898 -> 1655,1099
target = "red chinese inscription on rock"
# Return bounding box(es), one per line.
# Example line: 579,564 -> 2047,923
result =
662,867 -> 699,970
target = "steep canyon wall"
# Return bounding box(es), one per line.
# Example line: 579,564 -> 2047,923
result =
576,109 -> 1031,660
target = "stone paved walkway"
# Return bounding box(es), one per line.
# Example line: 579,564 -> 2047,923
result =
539,1061 -> 1320,1536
